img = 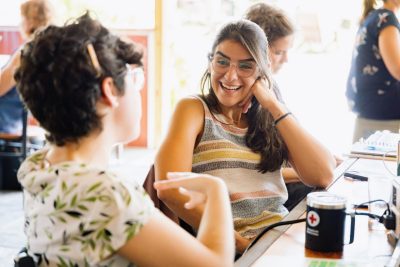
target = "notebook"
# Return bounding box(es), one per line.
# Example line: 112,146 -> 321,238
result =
349,130 -> 399,159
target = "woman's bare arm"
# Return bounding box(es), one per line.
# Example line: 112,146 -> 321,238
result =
252,79 -> 335,188
0,49 -> 21,96
154,97 -> 206,227
154,97 -> 251,253
118,173 -> 234,267
379,25 -> 400,80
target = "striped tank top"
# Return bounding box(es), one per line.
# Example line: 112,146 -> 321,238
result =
192,96 -> 288,239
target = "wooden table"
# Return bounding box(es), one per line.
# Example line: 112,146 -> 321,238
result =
235,158 -> 398,267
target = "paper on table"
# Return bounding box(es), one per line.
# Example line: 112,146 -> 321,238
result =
253,255 -> 389,267
306,257 -> 389,267
350,130 -> 399,158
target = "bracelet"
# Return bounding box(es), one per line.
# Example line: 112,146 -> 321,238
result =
273,112 -> 292,126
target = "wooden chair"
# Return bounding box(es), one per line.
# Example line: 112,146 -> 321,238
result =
143,165 -> 196,235
143,165 -> 180,224
284,182 -> 314,211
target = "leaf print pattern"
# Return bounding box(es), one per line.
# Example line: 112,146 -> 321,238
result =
377,89 -> 385,95
351,77 -> 357,93
363,65 -> 378,75
377,12 -> 389,28
124,220 -> 142,241
353,49 -> 358,59
28,152 -> 46,165
18,149 -> 155,267
355,27 -> 367,46
372,45 -> 381,60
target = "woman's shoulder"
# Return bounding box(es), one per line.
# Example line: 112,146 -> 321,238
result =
178,95 -> 204,106
166,95 -> 207,138
368,8 -> 399,27
72,169 -> 155,216
173,95 -> 206,117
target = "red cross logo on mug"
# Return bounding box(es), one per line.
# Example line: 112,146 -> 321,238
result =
307,210 -> 320,227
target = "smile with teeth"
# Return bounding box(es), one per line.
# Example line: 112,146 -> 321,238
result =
220,82 -> 241,91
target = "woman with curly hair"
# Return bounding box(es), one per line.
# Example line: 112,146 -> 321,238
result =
155,19 -> 335,253
15,13 -> 234,266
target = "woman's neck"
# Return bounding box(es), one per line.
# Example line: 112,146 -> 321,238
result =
217,107 -> 247,128
45,131 -> 113,168
220,105 -> 241,120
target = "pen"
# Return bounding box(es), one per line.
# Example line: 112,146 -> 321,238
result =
343,171 -> 368,181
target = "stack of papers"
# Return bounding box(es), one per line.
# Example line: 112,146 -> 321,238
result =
349,130 -> 399,159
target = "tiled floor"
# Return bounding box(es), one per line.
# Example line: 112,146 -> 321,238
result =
0,147 -> 155,266
0,191 -> 24,267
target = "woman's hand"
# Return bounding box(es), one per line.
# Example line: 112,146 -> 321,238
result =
238,88 -> 253,114
235,231 -> 251,254
154,172 -> 227,209
251,77 -> 279,110
123,171 -> 234,267
238,77 -> 278,113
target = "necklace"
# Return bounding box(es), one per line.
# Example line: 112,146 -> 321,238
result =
210,111 -> 244,127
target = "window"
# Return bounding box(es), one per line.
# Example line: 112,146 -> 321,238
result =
164,0 -> 362,153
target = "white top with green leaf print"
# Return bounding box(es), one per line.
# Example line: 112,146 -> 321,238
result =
17,149 -> 155,267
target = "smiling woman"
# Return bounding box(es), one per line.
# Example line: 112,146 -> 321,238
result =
155,19 -> 336,255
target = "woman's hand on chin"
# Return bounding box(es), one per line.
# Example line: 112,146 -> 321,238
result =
238,95 -> 252,114
251,77 -> 279,111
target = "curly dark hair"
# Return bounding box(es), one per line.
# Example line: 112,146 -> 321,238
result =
200,20 -> 288,173
244,3 -> 294,45
15,12 -> 143,146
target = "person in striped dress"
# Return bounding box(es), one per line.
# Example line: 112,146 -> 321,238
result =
155,19 -> 336,254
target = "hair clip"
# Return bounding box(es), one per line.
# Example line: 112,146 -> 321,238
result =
86,43 -> 102,77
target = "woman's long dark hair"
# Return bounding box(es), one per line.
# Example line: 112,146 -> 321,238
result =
200,20 -> 288,173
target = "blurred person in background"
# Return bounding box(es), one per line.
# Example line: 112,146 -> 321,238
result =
346,0 -> 400,141
0,0 -> 53,133
244,2 -> 294,76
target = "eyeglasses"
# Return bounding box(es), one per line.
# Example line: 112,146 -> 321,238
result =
209,54 -> 257,78
126,64 -> 145,92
